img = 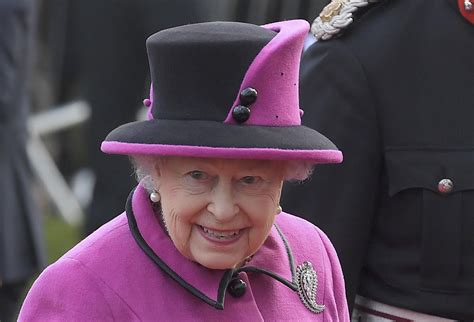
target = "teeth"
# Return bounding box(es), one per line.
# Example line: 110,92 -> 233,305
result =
202,226 -> 240,240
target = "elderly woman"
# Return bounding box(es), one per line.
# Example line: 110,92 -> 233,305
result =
19,20 -> 349,321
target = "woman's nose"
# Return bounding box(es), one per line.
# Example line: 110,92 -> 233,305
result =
207,182 -> 239,222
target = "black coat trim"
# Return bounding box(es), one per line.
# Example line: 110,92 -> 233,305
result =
275,223 -> 297,281
235,224 -> 298,291
126,188 -> 231,309
125,188 -> 299,310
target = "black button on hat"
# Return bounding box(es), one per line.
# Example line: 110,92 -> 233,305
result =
232,105 -> 251,123
239,87 -> 258,106
228,277 -> 247,298
232,87 -> 257,123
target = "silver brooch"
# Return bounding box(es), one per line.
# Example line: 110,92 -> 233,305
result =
295,261 -> 325,313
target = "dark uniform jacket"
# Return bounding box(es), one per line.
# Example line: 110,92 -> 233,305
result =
0,0 -> 46,285
281,0 -> 474,320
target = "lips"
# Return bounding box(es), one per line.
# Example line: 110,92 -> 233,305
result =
198,225 -> 242,241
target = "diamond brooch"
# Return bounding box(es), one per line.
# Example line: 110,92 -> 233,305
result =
295,261 -> 325,313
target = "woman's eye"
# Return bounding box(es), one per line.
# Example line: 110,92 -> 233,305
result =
188,170 -> 209,180
240,176 -> 260,185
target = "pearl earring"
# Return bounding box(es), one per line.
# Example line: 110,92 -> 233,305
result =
150,191 -> 161,203
276,205 -> 282,214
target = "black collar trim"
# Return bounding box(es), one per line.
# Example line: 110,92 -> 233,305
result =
234,224 -> 298,291
125,187 -> 298,310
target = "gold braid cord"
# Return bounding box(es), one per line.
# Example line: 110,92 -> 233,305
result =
311,0 -> 378,40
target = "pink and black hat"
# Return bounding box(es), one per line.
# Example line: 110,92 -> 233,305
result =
101,20 -> 342,164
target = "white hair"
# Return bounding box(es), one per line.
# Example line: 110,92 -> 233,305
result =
130,156 -> 156,193
130,155 -> 315,193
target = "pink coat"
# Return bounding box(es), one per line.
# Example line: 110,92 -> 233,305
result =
19,185 -> 349,321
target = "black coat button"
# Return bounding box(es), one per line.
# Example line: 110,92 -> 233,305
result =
232,105 -> 251,123
228,277 -> 247,298
239,87 -> 257,106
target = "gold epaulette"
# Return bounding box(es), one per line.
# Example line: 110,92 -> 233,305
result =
311,0 -> 379,40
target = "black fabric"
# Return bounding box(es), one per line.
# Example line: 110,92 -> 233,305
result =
105,119 -> 338,151
421,190 -> 462,290
281,0 -> 474,319
147,22 -> 276,121
0,280 -> 27,322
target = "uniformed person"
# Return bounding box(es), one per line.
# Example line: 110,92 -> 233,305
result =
0,0 -> 46,321
281,0 -> 474,320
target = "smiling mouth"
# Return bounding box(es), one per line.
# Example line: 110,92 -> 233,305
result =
198,225 -> 242,241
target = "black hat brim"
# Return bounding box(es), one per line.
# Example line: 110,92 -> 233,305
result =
101,119 -> 342,163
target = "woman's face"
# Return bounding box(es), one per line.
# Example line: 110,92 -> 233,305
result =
152,157 -> 285,270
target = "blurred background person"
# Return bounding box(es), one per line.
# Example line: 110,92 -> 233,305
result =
0,0 -> 46,321
282,0 -> 474,320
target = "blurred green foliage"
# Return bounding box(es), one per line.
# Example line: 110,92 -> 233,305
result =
44,214 -> 82,263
